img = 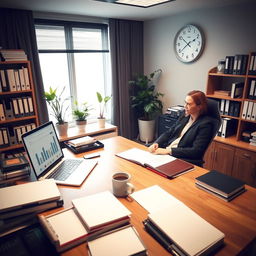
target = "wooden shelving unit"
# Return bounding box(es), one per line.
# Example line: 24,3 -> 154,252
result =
0,60 -> 39,153
204,52 -> 256,187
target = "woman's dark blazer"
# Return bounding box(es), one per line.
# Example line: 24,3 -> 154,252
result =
154,114 -> 217,166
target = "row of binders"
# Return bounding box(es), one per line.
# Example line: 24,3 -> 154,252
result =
218,99 -> 240,117
217,117 -> 236,138
0,49 -> 28,61
0,97 -> 35,121
0,67 -> 31,92
241,101 -> 256,121
0,123 -> 36,148
224,54 -> 248,75
248,79 -> 256,99
248,52 -> 256,75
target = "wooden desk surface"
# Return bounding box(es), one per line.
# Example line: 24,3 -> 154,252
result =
53,136 -> 256,256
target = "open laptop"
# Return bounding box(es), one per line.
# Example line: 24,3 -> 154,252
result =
22,121 -> 98,186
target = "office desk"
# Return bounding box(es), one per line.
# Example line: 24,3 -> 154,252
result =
54,136 -> 255,256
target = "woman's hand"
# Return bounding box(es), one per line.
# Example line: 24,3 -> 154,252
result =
153,148 -> 170,155
148,143 -> 159,153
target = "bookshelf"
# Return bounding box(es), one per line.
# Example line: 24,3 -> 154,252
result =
204,52 -> 256,186
0,60 -> 39,153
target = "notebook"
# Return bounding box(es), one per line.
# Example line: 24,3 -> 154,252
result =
116,148 -> 194,179
22,121 -> 97,186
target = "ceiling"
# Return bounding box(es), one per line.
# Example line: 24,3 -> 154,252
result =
0,0 -> 251,21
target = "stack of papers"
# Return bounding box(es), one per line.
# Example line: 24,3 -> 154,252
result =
131,185 -> 225,256
68,136 -> 96,148
39,191 -> 132,252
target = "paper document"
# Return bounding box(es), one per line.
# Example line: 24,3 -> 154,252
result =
131,185 -> 185,213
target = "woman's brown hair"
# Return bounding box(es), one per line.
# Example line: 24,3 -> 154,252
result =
187,90 -> 208,115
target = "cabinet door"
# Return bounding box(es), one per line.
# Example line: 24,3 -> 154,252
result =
203,141 -> 215,170
212,142 -> 235,175
232,148 -> 256,187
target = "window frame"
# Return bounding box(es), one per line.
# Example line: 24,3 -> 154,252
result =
35,19 -> 110,123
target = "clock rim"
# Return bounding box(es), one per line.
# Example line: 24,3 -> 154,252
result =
174,24 -> 204,63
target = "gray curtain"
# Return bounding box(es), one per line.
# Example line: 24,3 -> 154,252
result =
0,8 -> 48,124
109,19 -> 143,139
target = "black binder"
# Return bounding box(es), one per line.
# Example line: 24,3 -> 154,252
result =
64,140 -> 104,154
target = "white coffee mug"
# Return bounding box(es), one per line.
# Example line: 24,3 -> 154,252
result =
112,172 -> 134,197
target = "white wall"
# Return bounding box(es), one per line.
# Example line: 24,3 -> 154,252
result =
144,2 -> 256,110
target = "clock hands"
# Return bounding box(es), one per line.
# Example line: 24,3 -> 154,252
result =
180,38 -> 191,52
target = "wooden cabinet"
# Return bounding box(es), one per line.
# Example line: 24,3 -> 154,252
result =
204,140 -> 256,187
0,60 -> 39,154
232,148 -> 256,187
203,141 -> 234,176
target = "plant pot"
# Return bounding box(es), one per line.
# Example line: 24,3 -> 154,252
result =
55,122 -> 68,137
76,120 -> 87,132
98,118 -> 105,128
138,119 -> 155,143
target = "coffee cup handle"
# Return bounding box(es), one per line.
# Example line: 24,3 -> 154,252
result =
127,183 -> 135,195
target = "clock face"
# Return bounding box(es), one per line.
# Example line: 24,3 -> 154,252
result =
174,24 -> 204,63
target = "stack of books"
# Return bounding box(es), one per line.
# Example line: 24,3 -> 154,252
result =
0,49 -> 28,61
39,191 -> 144,253
131,185 -> 225,256
0,155 -> 30,185
249,131 -> 256,146
0,179 -> 63,234
214,90 -> 230,96
195,170 -> 246,201
65,136 -> 104,154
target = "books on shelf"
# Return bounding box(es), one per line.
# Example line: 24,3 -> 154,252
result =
195,170 -> 246,201
87,225 -> 147,256
0,179 -> 61,218
221,118 -> 236,138
230,82 -> 243,98
0,49 -> 28,61
248,52 -> 256,75
0,155 -> 29,172
0,166 -> 30,186
39,190 -> 132,252
224,54 -> 248,75
132,185 -> 224,256
214,90 -> 230,96
249,131 -> 256,146
116,148 -> 194,179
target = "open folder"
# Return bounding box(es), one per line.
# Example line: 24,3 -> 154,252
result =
116,148 -> 194,179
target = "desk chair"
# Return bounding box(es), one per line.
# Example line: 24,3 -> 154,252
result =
199,98 -> 221,166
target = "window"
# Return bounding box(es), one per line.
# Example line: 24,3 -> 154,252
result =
35,20 -> 111,124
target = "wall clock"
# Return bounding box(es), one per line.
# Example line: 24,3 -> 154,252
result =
174,24 -> 204,63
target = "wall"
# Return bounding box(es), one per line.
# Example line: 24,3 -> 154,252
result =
144,2 -> 256,110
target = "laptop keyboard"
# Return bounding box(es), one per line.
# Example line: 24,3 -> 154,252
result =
48,159 -> 83,181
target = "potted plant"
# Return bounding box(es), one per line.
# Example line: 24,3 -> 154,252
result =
129,69 -> 164,142
44,86 -> 69,136
73,100 -> 92,132
96,92 -> 112,128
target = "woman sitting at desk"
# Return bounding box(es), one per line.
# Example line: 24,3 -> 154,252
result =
148,90 -> 217,166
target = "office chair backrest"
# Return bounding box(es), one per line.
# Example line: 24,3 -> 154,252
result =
206,98 -> 221,139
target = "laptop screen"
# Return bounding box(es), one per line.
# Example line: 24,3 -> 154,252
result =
22,122 -> 64,178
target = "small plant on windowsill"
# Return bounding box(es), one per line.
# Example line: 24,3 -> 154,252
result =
73,100 -> 93,132
96,92 -> 112,128
44,86 -> 69,136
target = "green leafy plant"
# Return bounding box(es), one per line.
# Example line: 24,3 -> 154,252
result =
96,92 -> 112,119
44,87 -> 69,124
73,100 -> 92,121
129,69 -> 164,121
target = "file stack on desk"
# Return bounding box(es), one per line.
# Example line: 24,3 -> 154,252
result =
0,179 -> 63,233
65,136 -> 104,154
39,191 -> 132,252
131,185 -> 225,256
195,170 -> 246,201
0,155 -> 30,186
